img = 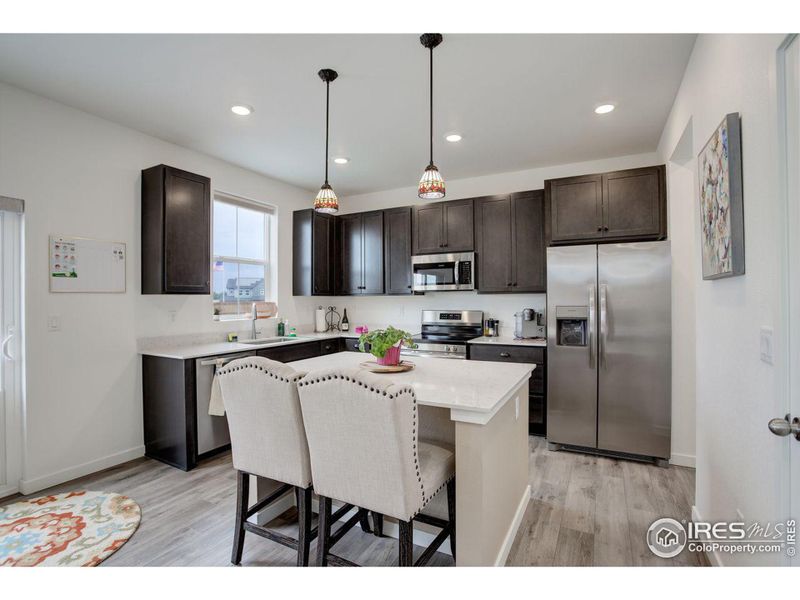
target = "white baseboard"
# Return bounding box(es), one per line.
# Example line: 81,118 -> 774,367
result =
692,505 -> 723,567
670,453 -> 696,468
19,445 -> 146,495
495,484 -> 532,566
255,490 -> 296,526
0,483 -> 19,499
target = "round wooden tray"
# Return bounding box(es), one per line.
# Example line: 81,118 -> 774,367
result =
359,360 -> 415,373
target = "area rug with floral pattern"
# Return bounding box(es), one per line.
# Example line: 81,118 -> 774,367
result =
0,491 -> 141,566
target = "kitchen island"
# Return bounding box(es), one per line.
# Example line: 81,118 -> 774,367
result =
288,351 -> 534,566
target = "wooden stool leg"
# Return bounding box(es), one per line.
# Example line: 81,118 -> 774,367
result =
296,486 -> 313,566
372,512 -> 384,537
358,508 -> 372,533
399,520 -> 413,566
231,470 -> 249,565
447,477 -> 456,560
316,496 -> 333,566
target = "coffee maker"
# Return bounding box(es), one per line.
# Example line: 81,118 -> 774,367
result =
514,308 -> 545,339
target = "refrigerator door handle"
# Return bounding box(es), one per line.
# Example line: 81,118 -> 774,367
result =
588,284 -> 596,368
599,283 -> 608,369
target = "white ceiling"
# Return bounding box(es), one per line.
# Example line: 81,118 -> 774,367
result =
0,34 -> 695,195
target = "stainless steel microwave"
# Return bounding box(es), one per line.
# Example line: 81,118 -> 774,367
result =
411,252 -> 475,292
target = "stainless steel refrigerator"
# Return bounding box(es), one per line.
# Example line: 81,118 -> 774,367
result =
546,241 -> 671,461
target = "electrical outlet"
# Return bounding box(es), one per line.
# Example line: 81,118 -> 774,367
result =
47,315 -> 61,332
760,327 -> 774,364
168,309 -> 177,323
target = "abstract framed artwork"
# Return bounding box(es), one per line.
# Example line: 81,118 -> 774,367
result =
698,112 -> 745,280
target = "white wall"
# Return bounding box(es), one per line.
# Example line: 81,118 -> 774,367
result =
0,82 -> 321,492
657,34 -> 790,566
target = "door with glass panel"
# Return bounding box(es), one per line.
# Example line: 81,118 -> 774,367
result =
0,197 -> 24,498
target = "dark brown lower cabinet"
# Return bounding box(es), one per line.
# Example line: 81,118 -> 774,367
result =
467,344 -> 547,436
143,340 -> 327,471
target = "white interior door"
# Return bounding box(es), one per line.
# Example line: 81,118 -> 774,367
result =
782,36 -> 800,566
0,197 -> 24,499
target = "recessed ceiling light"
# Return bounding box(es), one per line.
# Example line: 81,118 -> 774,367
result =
594,104 -> 615,115
231,104 -> 253,116
333,157 -> 350,165
445,133 -> 462,143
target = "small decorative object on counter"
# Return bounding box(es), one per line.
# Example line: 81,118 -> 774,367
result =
227,333 -> 239,343
288,327 -> 297,338
354,325 -> 369,335
358,326 -> 417,367
341,308 -> 350,331
277,319 -> 285,337
325,306 -> 341,332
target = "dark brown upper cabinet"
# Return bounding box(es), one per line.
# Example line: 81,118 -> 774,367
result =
474,190 -> 546,293
545,165 -> 666,245
142,165 -> 211,294
337,210 -> 384,295
293,209 -> 336,296
384,207 -> 413,295
412,198 -> 474,254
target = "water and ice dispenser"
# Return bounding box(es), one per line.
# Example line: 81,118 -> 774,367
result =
555,306 -> 588,346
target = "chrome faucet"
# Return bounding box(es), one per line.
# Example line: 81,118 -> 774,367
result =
251,302 -> 260,340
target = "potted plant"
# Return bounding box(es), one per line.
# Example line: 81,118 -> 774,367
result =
358,326 -> 417,366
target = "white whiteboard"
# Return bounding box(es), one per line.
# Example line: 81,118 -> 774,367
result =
49,235 -> 126,293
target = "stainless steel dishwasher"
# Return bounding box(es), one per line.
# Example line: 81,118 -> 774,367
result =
195,351 -> 256,456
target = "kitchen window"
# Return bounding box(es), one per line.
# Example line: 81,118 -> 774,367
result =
212,193 -> 275,320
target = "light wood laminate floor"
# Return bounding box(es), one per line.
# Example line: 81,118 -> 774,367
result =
506,436 -> 707,566
1,437 -> 706,567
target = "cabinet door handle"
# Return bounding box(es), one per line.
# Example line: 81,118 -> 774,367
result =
500,352 -> 511,358
597,226 -> 602,231
603,226 -> 609,231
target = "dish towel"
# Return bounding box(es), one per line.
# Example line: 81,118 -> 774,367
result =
208,372 -> 225,416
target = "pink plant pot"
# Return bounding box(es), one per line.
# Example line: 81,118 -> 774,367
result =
376,344 -> 402,366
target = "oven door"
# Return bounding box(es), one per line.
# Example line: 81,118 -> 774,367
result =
412,252 -> 474,292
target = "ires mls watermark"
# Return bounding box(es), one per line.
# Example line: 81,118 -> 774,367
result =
647,517 -> 797,558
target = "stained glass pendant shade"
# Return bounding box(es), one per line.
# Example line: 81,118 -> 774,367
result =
314,68 -> 339,213
418,33 -> 445,200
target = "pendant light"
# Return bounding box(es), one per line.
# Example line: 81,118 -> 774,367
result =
314,68 -> 339,213
418,33 -> 445,200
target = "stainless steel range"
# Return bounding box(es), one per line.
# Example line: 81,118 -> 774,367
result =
401,310 -> 483,360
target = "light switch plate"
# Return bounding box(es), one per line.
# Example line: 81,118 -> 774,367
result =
760,327 -> 774,364
47,315 -> 61,332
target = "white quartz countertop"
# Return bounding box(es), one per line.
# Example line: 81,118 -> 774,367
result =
468,335 -> 547,347
289,351 -> 534,423
139,331 -> 360,360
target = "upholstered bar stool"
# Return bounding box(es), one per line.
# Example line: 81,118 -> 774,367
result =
215,356 -> 316,566
298,368 -> 456,567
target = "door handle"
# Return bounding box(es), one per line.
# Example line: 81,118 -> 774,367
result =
199,356 -> 238,368
768,414 -> 800,440
588,285 -> 596,368
599,284 -> 608,369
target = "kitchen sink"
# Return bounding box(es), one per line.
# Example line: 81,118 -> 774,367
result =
238,336 -> 305,345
